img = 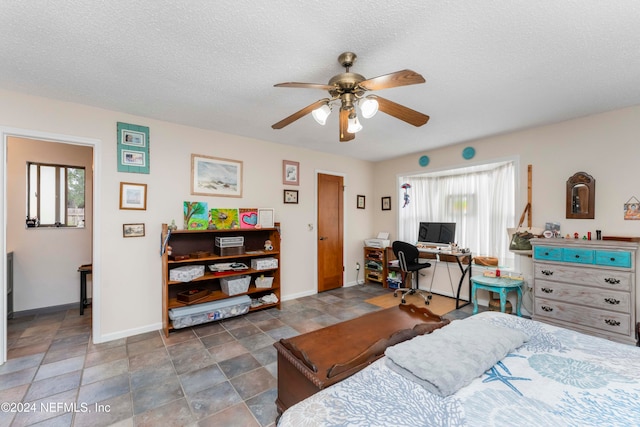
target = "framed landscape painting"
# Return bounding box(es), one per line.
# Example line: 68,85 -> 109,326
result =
191,154 -> 243,198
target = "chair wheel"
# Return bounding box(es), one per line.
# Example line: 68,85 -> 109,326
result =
427,295 -> 433,300
393,292 -> 398,297
425,301 -> 430,305
401,299 -> 406,304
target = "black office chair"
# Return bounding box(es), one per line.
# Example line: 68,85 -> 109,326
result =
392,241 -> 433,305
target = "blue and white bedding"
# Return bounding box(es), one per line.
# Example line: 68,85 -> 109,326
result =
278,311 -> 640,427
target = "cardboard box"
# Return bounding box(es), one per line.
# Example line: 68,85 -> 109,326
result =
169,265 -> 204,282
177,288 -> 210,303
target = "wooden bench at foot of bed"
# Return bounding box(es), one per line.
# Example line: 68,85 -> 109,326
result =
273,303 -> 450,414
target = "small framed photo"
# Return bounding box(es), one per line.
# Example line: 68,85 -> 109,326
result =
283,160 -> 300,186
117,122 -> 149,174
123,223 -> 145,238
381,196 -> 391,211
192,154 -> 243,198
284,189 -> 299,204
357,195 -> 366,209
258,208 -> 275,228
119,182 -> 147,210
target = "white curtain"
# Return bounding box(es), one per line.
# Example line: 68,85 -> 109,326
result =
399,161 -> 515,266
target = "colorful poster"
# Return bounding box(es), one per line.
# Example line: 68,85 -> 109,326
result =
239,208 -> 258,229
209,208 -> 240,229
183,201 -> 208,230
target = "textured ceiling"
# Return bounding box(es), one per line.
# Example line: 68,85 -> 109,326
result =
1,1 -> 640,161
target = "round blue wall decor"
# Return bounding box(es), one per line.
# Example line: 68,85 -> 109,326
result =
419,155 -> 430,167
462,146 -> 475,160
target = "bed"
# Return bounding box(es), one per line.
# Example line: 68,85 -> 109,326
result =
277,311 -> 640,426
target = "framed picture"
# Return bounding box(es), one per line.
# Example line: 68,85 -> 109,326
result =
239,208 -> 258,229
284,189 -> 299,204
283,160 -> 300,186
210,208 -> 240,229
381,196 -> 391,211
119,182 -> 147,210
258,208 -> 275,228
191,154 -> 243,197
357,195 -> 366,209
123,223 -> 145,238
117,122 -> 149,174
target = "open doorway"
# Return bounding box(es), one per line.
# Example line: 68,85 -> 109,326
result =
1,127 -> 101,365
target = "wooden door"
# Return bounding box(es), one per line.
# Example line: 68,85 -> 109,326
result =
317,173 -> 344,292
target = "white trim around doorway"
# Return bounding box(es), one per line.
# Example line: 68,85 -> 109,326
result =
0,126 -> 102,365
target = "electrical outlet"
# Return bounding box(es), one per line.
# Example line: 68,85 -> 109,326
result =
356,262 -> 361,270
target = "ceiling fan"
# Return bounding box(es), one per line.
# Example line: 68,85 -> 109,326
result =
271,52 -> 430,142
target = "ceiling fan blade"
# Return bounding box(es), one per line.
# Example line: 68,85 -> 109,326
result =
339,109 -> 355,142
272,99 -> 329,129
274,82 -> 336,91
358,70 -> 425,91
372,95 -> 430,127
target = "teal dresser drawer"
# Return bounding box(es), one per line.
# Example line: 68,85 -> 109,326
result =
595,250 -> 632,268
534,246 -> 562,261
562,248 -> 594,264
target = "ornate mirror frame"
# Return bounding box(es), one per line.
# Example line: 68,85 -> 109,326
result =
566,172 -> 595,219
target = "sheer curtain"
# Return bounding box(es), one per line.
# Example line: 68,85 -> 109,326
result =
399,161 -> 515,266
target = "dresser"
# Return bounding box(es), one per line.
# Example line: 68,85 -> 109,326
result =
531,238 -> 638,345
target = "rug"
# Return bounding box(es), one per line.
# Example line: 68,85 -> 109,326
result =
365,291 -> 458,316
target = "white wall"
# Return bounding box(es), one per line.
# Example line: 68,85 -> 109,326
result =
373,105 -> 640,316
7,137 -> 93,311
0,89 -> 375,343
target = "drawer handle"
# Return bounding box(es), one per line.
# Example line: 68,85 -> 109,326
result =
574,254 -> 580,259
604,298 -> 620,305
541,287 -> 553,293
544,252 -> 550,256
610,257 -> 616,262
604,319 -> 621,327
541,270 -> 554,276
604,278 -> 621,284
541,305 -> 553,312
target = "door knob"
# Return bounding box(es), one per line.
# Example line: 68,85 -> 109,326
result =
319,236 -> 328,240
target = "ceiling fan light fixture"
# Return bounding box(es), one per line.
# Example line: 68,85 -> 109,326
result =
359,97 -> 379,119
311,104 -> 331,125
347,114 -> 363,133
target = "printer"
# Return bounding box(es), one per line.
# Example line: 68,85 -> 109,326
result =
364,232 -> 390,248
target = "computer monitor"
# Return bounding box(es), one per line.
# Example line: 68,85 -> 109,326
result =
418,222 -> 456,246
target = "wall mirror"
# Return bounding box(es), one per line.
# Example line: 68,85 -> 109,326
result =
566,172 -> 595,219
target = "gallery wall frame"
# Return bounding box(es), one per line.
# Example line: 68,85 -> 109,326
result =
357,195 -> 366,209
283,160 -> 300,186
117,122 -> 149,174
191,154 -> 243,197
284,189 -> 299,204
119,182 -> 147,210
381,196 -> 391,211
258,208 -> 275,228
123,223 -> 145,237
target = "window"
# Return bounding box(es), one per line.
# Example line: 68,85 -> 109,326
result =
27,162 -> 85,227
398,160 -> 515,266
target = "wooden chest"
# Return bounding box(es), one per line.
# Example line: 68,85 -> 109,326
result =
273,304 -> 450,414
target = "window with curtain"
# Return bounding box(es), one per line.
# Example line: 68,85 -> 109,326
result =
398,160 -> 515,267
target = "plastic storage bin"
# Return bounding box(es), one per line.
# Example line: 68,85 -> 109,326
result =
169,295 -> 251,329
220,275 -> 251,295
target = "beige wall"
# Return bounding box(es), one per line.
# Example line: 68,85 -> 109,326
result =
7,137 -> 93,311
2,86 -> 639,342
373,105 -> 640,317
0,89 -> 374,342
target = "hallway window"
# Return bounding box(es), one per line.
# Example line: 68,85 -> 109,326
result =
27,162 -> 85,227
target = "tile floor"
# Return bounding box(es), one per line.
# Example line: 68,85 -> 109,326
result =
1,284 -> 478,427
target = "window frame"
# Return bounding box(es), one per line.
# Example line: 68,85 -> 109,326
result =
27,161 -> 86,228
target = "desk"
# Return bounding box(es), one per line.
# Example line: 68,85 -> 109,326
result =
417,248 -> 473,309
78,264 -> 92,315
471,275 -> 524,316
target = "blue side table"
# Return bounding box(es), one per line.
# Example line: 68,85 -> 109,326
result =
471,275 -> 524,316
